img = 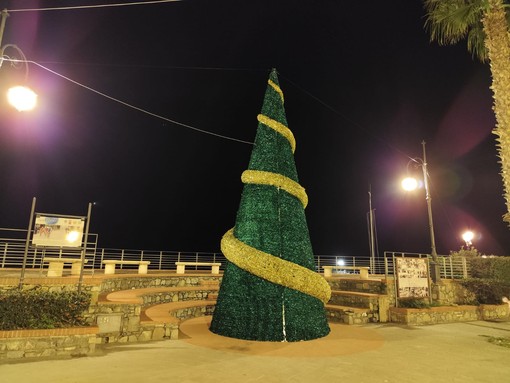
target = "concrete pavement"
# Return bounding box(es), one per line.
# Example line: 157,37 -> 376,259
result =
1,317 -> 509,383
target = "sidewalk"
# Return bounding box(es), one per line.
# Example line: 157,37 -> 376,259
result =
1,317 -> 509,383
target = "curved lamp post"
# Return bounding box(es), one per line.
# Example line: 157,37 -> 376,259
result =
0,9 -> 37,111
402,141 -> 441,282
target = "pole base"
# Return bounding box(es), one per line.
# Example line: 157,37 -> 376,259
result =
429,261 -> 441,283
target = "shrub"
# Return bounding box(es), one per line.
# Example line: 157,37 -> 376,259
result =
450,247 -> 510,283
398,298 -> 435,308
450,246 -> 483,258
458,279 -> 510,305
0,289 -> 90,330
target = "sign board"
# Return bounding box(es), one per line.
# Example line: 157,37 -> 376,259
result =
395,257 -> 429,298
96,314 -> 122,333
32,215 -> 85,248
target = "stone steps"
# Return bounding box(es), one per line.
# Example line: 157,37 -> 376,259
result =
325,304 -> 370,325
326,290 -> 374,325
141,300 -> 216,325
99,282 -> 219,306
139,300 -> 217,340
327,290 -> 389,323
92,275 -> 389,345
96,281 -> 219,341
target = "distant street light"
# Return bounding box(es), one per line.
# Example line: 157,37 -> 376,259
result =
401,177 -> 419,192
462,230 -> 474,247
1,9 -> 37,111
402,141 -> 441,282
7,85 -> 37,111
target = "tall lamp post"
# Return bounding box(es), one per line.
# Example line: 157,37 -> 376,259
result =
0,8 -> 37,111
401,141 -> 441,282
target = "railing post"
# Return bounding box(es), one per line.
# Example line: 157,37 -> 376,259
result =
31,247 -> 37,269
100,248 -> 105,270
462,256 -> 468,278
1,242 -> 7,268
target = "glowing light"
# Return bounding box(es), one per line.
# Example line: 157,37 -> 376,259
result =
7,86 -> 37,111
336,259 -> 345,266
462,230 -> 474,246
401,177 -> 418,191
66,230 -> 80,244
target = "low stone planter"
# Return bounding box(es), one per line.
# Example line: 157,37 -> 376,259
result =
0,326 -> 99,360
389,304 -> 509,325
479,303 -> 510,320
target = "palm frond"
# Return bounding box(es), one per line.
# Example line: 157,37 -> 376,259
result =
424,0 -> 486,45
467,27 -> 489,61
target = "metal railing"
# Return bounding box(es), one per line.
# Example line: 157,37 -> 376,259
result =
0,227 -> 470,278
0,227 -> 98,273
383,251 -> 470,279
94,248 -> 226,272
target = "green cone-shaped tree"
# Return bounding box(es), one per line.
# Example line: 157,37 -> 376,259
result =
210,69 -> 331,342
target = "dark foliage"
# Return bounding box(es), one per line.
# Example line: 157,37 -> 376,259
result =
0,289 -> 90,330
458,279 -> 510,305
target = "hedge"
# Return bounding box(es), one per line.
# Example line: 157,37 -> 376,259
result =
0,289 -> 90,330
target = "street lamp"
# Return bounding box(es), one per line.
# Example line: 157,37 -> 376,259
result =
462,230 -> 474,247
0,9 -> 37,111
402,140 -> 441,282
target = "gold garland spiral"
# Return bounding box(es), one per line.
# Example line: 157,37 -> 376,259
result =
257,114 -> 296,153
241,169 -> 308,208
221,228 -> 331,304
268,79 -> 284,103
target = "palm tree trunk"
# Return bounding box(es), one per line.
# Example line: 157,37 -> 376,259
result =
483,0 -> 510,223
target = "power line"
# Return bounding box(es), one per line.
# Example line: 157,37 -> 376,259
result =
280,73 -> 416,163
3,57 -> 254,145
6,0 -> 183,13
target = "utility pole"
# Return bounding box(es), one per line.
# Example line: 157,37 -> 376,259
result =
368,187 -> 376,271
421,140 -> 440,282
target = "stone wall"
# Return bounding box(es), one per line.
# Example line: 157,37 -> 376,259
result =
98,275 -> 222,293
479,303 -> 510,320
386,277 -> 487,307
389,304 -> 509,325
327,278 -> 388,294
0,326 -> 99,360
431,279 -> 477,305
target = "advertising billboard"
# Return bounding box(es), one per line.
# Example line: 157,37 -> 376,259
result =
396,257 -> 430,298
32,215 -> 85,248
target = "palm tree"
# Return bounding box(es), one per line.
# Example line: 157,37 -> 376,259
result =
423,0 -> 510,224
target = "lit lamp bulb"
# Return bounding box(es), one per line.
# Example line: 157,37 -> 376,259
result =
7,85 -> 37,111
65,230 -> 80,244
401,177 -> 418,191
462,231 -> 474,247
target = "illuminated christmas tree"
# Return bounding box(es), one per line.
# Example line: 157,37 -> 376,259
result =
210,69 -> 331,341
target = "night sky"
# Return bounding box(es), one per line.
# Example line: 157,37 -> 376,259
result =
0,0 -> 508,257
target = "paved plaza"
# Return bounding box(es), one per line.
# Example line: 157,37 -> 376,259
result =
1,316 -> 509,383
